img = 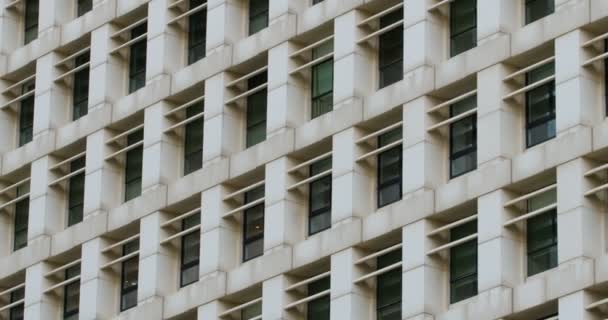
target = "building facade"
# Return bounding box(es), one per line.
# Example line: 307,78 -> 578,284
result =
0,0 -> 606,319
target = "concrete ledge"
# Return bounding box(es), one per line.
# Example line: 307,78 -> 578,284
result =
50,211 -> 109,257
229,129 -> 294,179
0,236 -> 50,280
2,131 -> 56,175
55,104 -> 113,150
226,246 -> 292,294
163,272 -> 227,319
107,185 -> 167,231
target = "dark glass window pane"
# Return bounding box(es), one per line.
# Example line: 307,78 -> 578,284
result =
450,0 -> 476,57
243,186 -> 265,261
10,287 -> 25,320
129,23 -> 147,93
526,0 -> 554,24
309,158 -> 332,235
19,82 -> 35,147
450,95 -> 477,178
188,0 -> 207,64
77,0 -> 93,17
121,240 -> 139,311
246,72 -> 267,148
378,9 -> 403,88
125,130 -> 144,202
241,301 -> 262,320
13,187 -> 29,251
248,0 -> 268,35
63,266 -> 80,319
73,52 -> 90,121
376,249 -> 401,320
68,157 -> 85,226
24,0 -> 39,44
527,190 -> 557,276
180,212 -> 200,287
307,277 -> 330,320
526,62 -> 555,148
184,102 -> 204,175
450,221 -> 477,303
377,128 -> 402,208
311,42 -> 334,119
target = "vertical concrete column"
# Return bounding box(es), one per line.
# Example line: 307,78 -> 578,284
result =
477,190 -> 521,308
331,128 -> 372,225
79,237 -> 116,319
402,220 -> 444,319
555,29 -> 601,134
477,64 -> 519,166
559,291 -> 600,320
142,102 -> 180,192
268,0 -> 303,25
403,0 -> 442,74
28,156 -> 63,240
206,0 -> 244,54
0,0 -> 20,55
200,186 -> 238,278
264,157 -> 304,252
38,0 -> 71,36
89,24 -> 124,108
203,73 -> 242,166
0,181 -> 11,255
266,42 -> 305,138
477,0 -> 518,44
333,10 -> 373,107
33,52 -> 69,138
137,211 -> 176,303
0,77 -> 17,152
556,159 -> 601,264
262,275 -> 292,320
23,263 -> 60,320
403,97 -> 443,195
330,248 -> 371,320
147,0 -> 183,81
83,129 -> 122,217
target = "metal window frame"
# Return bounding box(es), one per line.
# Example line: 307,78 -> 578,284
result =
179,213 -> 201,287
183,102 -> 205,175
248,0 -> 269,36
242,189 -> 265,262
67,158 -> 86,227
120,243 -> 139,311
72,52 -> 90,121
62,266 -> 80,319
310,56 -> 334,119
448,220 -> 478,304
375,249 -> 402,318
187,0 -> 207,65
525,68 -> 556,148
525,0 -> 555,25
13,196 -> 29,251
128,23 -> 148,94
9,287 -> 25,320
449,100 -> 477,179
76,0 -> 92,17
376,129 -> 403,208
307,161 -> 332,236
245,72 -> 268,148
124,130 -> 144,202
23,0 -> 39,45
378,9 -> 404,89
525,207 -> 558,276
449,0 -> 477,57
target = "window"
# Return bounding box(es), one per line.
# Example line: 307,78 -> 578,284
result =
525,0 -> 554,24
312,0 -> 324,4
184,102 -> 204,175
19,82 -> 35,147
449,220 -> 477,303
311,41 -> 334,119
377,128 -> 402,208
243,186 -> 264,261
188,0 -> 207,64
241,300 -> 262,320
124,130 -> 143,202
378,8 -> 403,89
77,0 -> 92,17
376,249 -> 401,320
120,239 -> 139,311
449,95 -> 477,178
9,287 -> 24,320
24,0 -> 39,45
72,52 -> 90,121
309,158 -> 332,235
527,189 -> 557,276
129,23 -> 147,93
307,277 -> 330,320
13,185 -> 29,251
248,0 -> 268,36
450,0 -> 477,57
245,72 -> 267,148
180,212 -> 200,287
605,39 -> 607,115
526,62 -> 555,148
67,157 -> 85,227
63,265 -> 80,320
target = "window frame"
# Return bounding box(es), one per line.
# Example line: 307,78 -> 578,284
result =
242,187 -> 265,262
124,130 -> 144,202
120,240 -> 139,312
72,52 -> 90,121
179,212 -> 201,287
128,23 -> 147,94
449,220 -> 478,304
377,128 -> 403,208
24,0 -> 39,45
525,62 -> 556,148
526,191 -> 558,276
525,0 -> 555,25
183,102 -> 204,175
449,96 -> 477,179
63,265 -> 81,320
449,0 -> 477,57
67,157 -> 86,227
310,42 -> 334,119
77,0 -> 93,17
187,0 -> 207,65
248,0 -> 269,36
18,83 -> 35,147
375,249 -> 402,320
13,186 -> 29,252
245,72 -> 267,148
306,277 -> 330,320
308,158 -> 332,236
9,287 -> 25,320
378,9 -> 404,89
